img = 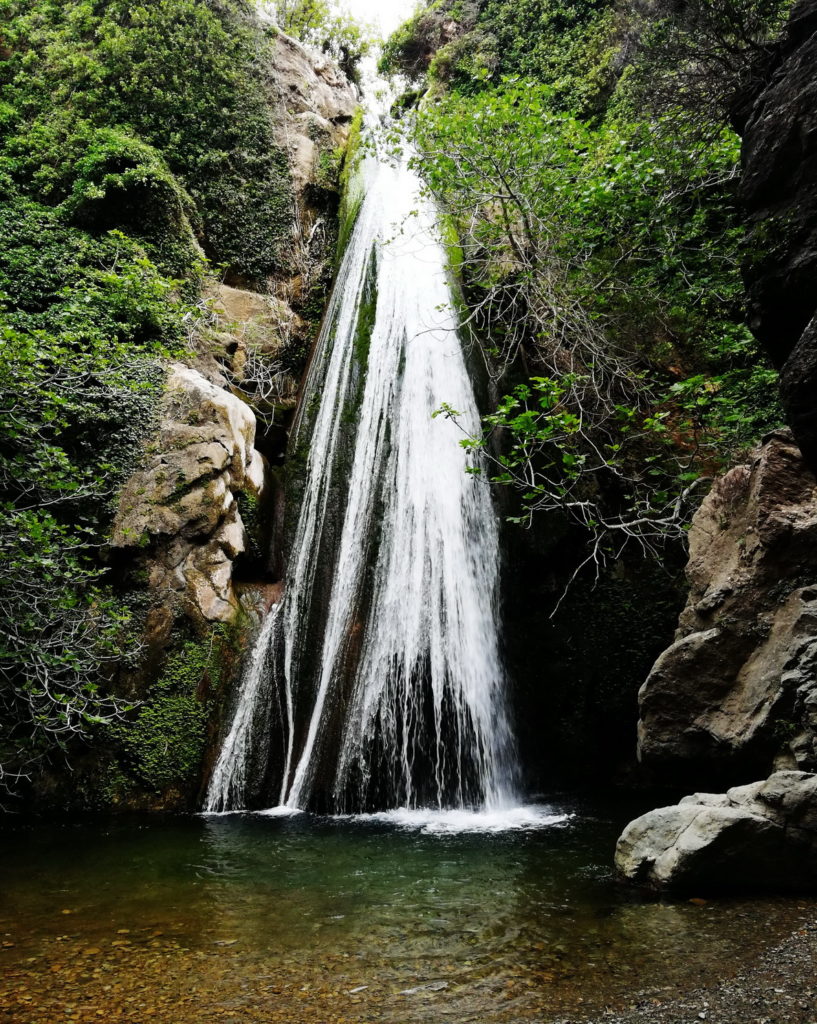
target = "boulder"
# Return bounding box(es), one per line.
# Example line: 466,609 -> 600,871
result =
112,364 -> 269,623
637,430 -> 817,785
188,282 -> 303,413
616,771 -> 817,892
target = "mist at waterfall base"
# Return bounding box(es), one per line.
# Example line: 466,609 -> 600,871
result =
206,144 -> 531,823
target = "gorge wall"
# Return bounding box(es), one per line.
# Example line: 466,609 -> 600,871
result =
637,430 -> 817,788
741,0 -> 817,472
635,0 -> 817,792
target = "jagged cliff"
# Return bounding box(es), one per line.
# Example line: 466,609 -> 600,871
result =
110,31 -> 357,635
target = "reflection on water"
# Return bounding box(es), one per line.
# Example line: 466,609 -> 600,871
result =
1,798 -> 812,1023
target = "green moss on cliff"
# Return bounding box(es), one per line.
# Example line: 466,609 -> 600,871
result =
336,107 -> 366,264
341,249 -> 378,425
103,623 -> 246,802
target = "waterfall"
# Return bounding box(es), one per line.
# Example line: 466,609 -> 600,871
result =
205,150 -> 518,815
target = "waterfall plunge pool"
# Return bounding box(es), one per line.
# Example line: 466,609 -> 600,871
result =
2,796 -> 813,1023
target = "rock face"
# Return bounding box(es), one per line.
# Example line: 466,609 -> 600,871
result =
198,281 -> 302,417
637,430 -> 817,785
111,32 -> 357,631
267,30 -> 358,314
616,771 -> 817,891
112,364 -> 268,623
741,0 -> 817,468
622,0 -> 817,896
271,31 -> 357,197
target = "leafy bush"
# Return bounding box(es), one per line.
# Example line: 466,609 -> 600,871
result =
623,0 -> 795,128
1,0 -> 293,281
380,0 -> 615,115
412,79 -> 781,561
107,639 -> 220,792
0,194 -> 190,794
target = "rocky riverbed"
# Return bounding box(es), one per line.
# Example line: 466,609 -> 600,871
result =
573,917 -> 817,1024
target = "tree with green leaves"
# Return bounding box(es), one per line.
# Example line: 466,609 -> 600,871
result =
624,0 -> 796,127
408,75 -> 779,573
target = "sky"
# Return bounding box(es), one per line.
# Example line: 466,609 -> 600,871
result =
339,0 -> 418,38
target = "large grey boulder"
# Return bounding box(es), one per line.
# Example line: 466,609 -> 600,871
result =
637,430 -> 817,785
616,771 -> 817,891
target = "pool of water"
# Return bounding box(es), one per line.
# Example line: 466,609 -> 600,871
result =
1,796 -> 813,1024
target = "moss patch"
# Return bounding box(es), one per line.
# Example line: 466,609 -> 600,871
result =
336,107 -> 366,264
342,247 -> 379,425
104,624 -> 243,801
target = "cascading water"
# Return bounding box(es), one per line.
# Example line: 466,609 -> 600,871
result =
205,146 -> 518,816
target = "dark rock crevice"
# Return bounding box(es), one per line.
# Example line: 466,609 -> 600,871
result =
741,0 -> 817,468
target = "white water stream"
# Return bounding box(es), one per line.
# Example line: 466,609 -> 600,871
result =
205,149 -> 518,815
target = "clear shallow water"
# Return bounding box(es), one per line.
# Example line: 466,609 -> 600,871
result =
1,798 -> 813,1024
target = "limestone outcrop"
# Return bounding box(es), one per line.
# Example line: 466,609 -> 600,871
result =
110,32 -> 357,630
637,430 -> 817,785
616,771 -> 817,892
267,30 -> 358,315
741,0 -> 817,469
112,364 -> 268,623
271,30 -> 358,197
195,281 -> 302,416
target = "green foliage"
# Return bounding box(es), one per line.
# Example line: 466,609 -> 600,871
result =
107,634 -> 224,792
272,0 -> 375,81
0,0 -> 296,795
1,0 -> 293,280
0,195 -> 188,793
237,491 -> 264,563
113,695 -> 207,791
380,0 -> 615,116
477,0 -> 614,108
622,0 -> 795,127
0,511 -> 140,792
337,107 -> 366,262
274,0 -> 333,37
668,366 -> 782,463
411,77 -> 782,554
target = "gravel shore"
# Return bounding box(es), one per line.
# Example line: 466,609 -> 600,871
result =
570,919 -> 817,1024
